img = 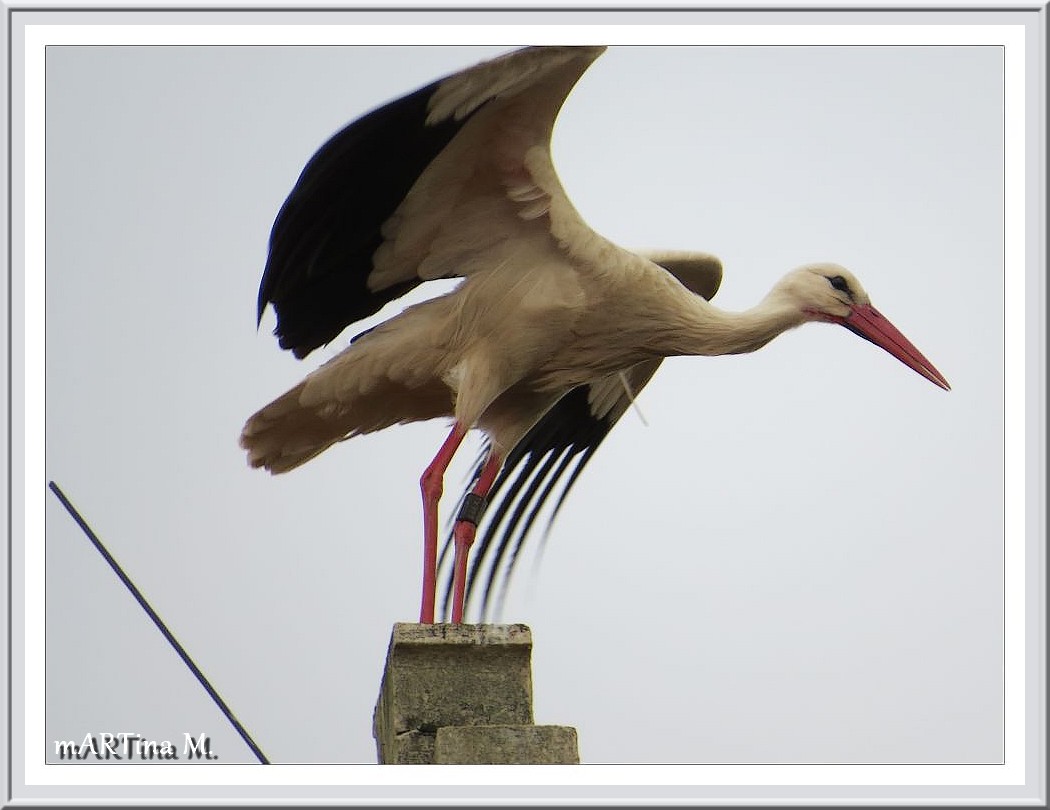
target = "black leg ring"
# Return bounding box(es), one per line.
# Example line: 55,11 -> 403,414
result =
457,492 -> 488,526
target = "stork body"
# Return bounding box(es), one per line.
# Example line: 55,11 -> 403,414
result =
240,46 -> 949,624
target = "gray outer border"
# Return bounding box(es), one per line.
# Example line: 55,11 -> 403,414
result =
4,1 -> 14,807
2,2 -> 9,808
4,3 -> 1046,807
1022,4 -> 1047,808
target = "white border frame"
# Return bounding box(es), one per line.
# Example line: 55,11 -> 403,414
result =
10,10 -> 1043,806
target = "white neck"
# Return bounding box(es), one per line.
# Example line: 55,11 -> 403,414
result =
650,289 -> 807,359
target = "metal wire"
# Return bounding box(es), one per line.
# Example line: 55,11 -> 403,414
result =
47,481 -> 270,765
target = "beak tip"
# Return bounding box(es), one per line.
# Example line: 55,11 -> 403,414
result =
845,304 -> 950,394
927,367 -> 951,391
923,367 -> 950,391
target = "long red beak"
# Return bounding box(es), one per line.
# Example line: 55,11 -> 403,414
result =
837,304 -> 950,390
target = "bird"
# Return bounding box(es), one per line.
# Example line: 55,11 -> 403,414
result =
239,45 -> 950,626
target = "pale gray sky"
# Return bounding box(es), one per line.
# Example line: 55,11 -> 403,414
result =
43,42 -> 1005,771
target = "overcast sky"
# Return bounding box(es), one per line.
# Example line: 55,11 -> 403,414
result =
42,40 -> 1005,775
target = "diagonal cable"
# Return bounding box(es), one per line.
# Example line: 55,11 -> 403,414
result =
47,481 -> 269,765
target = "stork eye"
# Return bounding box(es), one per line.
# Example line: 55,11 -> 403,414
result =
828,275 -> 851,294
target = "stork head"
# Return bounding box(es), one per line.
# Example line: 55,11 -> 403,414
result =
774,262 -> 950,390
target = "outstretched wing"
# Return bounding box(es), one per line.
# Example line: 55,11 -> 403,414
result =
440,251 -> 724,621
256,46 -> 606,358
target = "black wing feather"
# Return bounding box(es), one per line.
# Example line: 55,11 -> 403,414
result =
468,446 -> 570,618
257,78 -> 482,359
439,384 -> 617,621
486,446 -> 597,621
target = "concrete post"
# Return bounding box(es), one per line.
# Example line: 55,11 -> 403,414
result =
372,623 -> 579,764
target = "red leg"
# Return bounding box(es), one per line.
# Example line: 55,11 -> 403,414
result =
419,423 -> 467,624
450,452 -> 503,624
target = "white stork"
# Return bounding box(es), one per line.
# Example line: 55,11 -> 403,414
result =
240,46 -> 949,625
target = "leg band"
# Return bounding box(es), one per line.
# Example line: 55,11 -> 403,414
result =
457,492 -> 488,526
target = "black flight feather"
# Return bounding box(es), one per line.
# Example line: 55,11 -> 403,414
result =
438,383 -> 619,621
256,78 -> 481,359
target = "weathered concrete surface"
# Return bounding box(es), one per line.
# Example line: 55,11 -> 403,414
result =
434,725 -> 579,764
373,623 -> 537,764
